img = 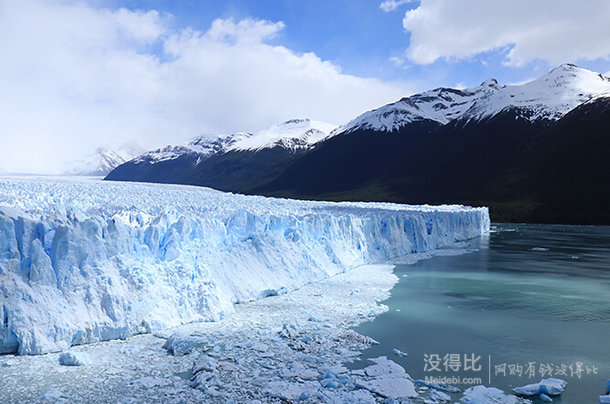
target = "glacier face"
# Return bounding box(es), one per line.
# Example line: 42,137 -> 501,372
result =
0,176 -> 489,355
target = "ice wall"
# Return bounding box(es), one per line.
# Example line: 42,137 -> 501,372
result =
0,177 -> 489,355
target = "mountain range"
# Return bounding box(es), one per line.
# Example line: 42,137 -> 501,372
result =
106,119 -> 338,192
66,144 -> 145,176
105,64 -> 610,224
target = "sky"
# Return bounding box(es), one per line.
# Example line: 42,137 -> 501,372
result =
2,0 -> 610,174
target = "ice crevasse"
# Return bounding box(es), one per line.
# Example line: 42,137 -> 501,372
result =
0,177 -> 489,355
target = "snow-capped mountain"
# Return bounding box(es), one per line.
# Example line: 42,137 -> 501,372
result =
134,119 -> 337,165
133,132 -> 252,164
339,64 -> 610,133
232,119 -> 337,151
67,144 -> 145,176
106,119 -> 337,192
106,65 -> 610,224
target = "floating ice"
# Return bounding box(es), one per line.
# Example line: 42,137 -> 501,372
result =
58,352 -> 90,366
460,386 -> 531,404
362,356 -> 407,377
250,342 -> 268,352
354,356 -> 418,399
263,380 -> 321,401
279,323 -> 299,339
319,389 -> 377,403
513,378 -> 567,396
40,390 -> 68,402
0,176 -> 489,355
429,389 -> 451,402
308,315 -> 330,322
163,334 -> 207,356
192,354 -> 217,373
414,379 -> 461,393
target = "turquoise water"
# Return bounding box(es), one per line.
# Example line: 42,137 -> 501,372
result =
353,224 -> 610,402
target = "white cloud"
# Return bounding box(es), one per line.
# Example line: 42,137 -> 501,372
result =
0,0 -> 409,174
388,56 -> 413,70
204,18 -> 285,44
402,0 -> 610,66
389,56 -> 406,67
508,78 -> 536,87
379,0 -> 415,13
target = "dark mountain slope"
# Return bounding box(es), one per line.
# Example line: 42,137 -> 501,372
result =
511,97 -> 610,224
252,99 -> 610,224
251,110 -> 547,218
106,147 -> 301,193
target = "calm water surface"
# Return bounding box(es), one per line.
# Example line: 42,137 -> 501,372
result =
353,224 -> 610,403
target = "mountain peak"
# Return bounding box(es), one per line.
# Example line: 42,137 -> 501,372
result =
537,63 -> 608,85
551,62 -> 579,72
338,65 -> 610,134
281,118 -> 310,125
480,78 -> 499,87
66,144 -> 145,176
232,119 -> 337,151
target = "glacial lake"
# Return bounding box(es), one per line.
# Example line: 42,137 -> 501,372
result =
352,223 -> 610,403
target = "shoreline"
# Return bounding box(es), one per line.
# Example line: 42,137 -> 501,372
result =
1,263 -> 402,403
0,245 -> 536,404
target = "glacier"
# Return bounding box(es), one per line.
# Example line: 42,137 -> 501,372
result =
0,176 -> 489,355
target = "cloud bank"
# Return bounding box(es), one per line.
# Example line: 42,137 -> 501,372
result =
0,0 -> 408,174
402,0 -> 610,66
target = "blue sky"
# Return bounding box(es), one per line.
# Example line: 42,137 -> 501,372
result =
102,0 -> 418,80
2,0 -> 610,173
99,0 -> 610,90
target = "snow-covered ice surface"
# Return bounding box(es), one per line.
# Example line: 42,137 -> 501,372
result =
338,64 -> 610,133
0,176 -> 489,355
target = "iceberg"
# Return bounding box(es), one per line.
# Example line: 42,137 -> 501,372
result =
513,378 -> 567,397
460,386 -> 531,404
354,356 -> 418,398
0,176 -> 489,355
58,351 -> 90,366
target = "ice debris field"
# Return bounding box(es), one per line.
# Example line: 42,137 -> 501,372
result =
0,176 -> 489,355
1,262 -> 544,404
